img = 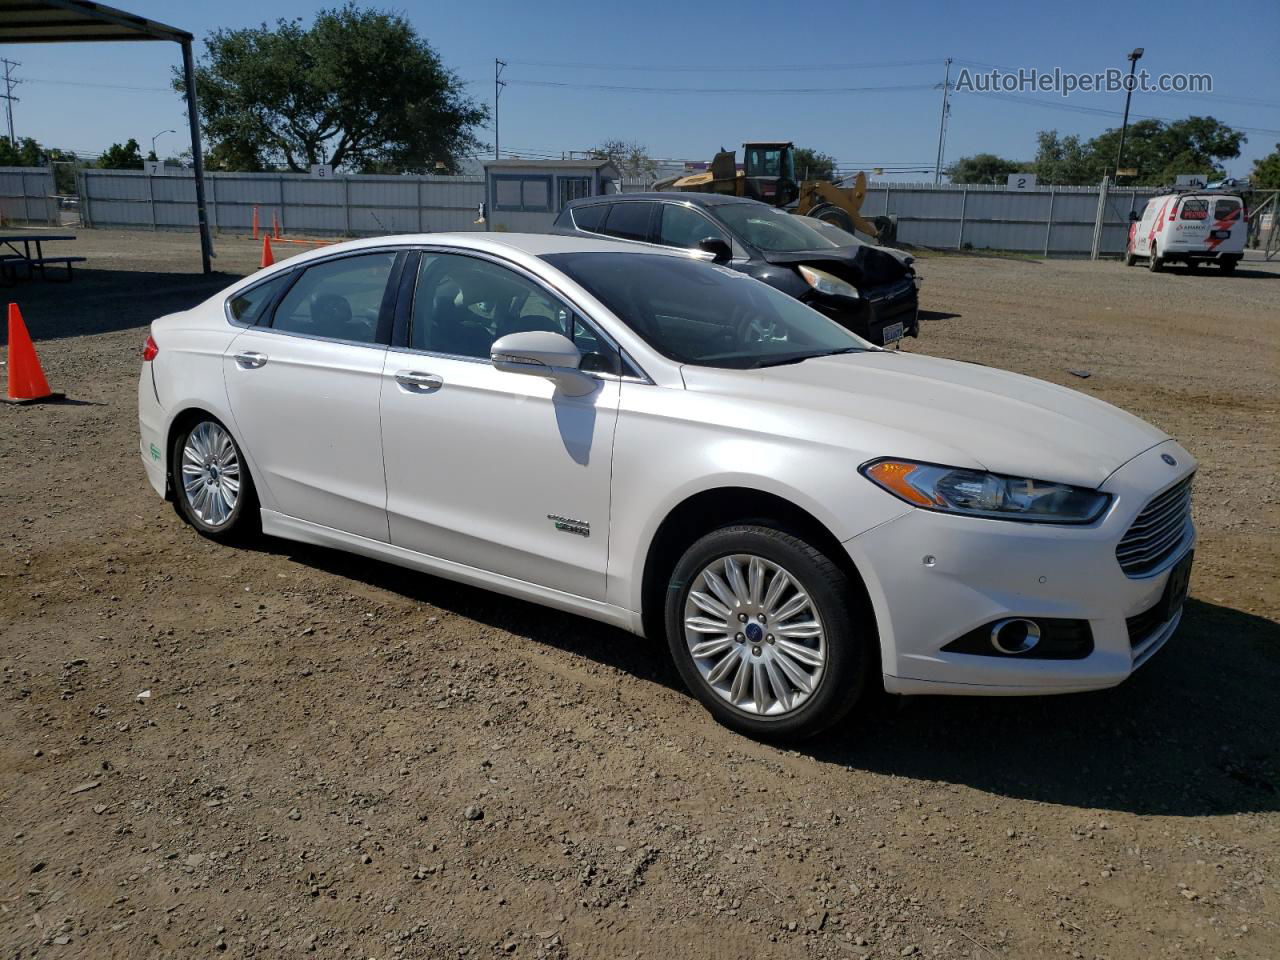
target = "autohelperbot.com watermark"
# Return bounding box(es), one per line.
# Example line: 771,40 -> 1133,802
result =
954,66 -> 1212,97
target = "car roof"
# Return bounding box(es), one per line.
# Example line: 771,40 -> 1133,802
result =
565,192 -> 765,209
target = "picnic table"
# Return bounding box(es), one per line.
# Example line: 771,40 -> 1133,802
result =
0,233 -> 85,283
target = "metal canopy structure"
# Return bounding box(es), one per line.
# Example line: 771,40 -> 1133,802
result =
0,0 -> 213,272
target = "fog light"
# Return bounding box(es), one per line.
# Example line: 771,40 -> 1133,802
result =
990,618 -> 1041,655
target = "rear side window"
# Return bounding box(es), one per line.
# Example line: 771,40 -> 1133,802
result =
1214,198 -> 1241,221
270,252 -> 396,344
1179,198 -> 1209,220
227,274 -> 288,324
570,204 -> 607,233
602,202 -> 655,242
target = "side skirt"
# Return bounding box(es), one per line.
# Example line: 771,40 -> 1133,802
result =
260,509 -> 643,634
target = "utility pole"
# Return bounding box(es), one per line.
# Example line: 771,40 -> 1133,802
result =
1,58 -> 21,144
494,59 -> 506,160
1113,47 -> 1144,183
933,58 -> 952,185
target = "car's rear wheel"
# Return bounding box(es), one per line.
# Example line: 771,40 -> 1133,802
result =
1147,248 -> 1162,272
170,417 -> 258,542
664,524 -> 871,740
1124,251 -> 1136,267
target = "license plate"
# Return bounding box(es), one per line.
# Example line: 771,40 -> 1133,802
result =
881,322 -> 903,345
1157,551 -> 1194,623
1211,229 -> 1231,239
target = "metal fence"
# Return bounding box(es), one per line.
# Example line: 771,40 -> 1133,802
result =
78,169 -> 486,236
0,166 -> 55,225
861,181 -> 1162,256
0,166 -> 1222,258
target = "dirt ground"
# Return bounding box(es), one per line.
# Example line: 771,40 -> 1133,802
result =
2,230 -> 1277,960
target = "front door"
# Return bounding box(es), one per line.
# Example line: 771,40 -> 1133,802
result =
380,250 -> 621,600
222,250 -> 401,541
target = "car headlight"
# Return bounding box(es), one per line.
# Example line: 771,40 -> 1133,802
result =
860,459 -> 1110,524
798,265 -> 859,300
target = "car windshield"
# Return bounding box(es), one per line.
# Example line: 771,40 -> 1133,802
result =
714,203 -> 839,252
542,251 -> 872,369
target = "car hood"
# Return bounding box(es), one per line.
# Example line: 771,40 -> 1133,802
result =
680,352 -> 1168,488
761,244 -> 908,287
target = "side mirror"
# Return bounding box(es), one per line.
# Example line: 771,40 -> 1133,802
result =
698,236 -> 733,264
1128,210 -> 1141,222
490,330 -> 595,397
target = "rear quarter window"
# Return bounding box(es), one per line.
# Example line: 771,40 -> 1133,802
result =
570,204 -> 607,233
227,273 -> 289,325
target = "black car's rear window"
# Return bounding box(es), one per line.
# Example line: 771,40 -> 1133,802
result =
542,251 -> 868,369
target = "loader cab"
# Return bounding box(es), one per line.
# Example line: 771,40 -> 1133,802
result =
742,141 -> 798,208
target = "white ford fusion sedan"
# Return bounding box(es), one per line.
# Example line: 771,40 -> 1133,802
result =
138,233 -> 1195,739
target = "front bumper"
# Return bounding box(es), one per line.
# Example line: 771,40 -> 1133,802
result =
807,278 -> 919,346
845,440 -> 1196,695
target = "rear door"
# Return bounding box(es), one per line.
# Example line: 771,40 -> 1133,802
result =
1207,196 -> 1245,254
1169,195 -> 1211,252
222,249 -> 403,541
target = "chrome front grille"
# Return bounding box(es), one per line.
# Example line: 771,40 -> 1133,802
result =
1116,476 -> 1193,577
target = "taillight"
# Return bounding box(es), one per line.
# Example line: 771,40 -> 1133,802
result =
142,334 -> 158,361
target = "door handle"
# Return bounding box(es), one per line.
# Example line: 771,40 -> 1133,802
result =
394,370 -> 443,392
234,351 -> 268,369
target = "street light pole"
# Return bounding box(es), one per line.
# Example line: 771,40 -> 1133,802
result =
151,128 -> 175,159
1113,47 -> 1144,182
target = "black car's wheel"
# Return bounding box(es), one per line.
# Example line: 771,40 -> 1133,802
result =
170,416 -> 259,543
665,524 -> 872,740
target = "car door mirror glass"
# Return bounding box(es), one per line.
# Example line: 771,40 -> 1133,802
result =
491,330 -> 595,396
698,237 -> 733,264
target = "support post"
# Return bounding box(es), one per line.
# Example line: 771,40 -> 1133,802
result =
1090,177 -> 1109,260
180,40 -> 213,274
957,186 -> 968,249
1044,187 -> 1055,257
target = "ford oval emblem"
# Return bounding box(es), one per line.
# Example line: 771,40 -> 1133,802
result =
1161,453 -> 1177,466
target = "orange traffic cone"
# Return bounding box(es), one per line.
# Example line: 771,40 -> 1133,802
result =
260,235 -> 274,268
4,303 -> 62,404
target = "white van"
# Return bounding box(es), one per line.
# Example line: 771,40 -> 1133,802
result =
1126,191 -> 1246,273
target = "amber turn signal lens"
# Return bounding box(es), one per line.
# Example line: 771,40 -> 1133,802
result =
864,460 -> 936,507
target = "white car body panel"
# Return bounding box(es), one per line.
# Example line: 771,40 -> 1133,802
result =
1131,192 -> 1246,261
139,232 -> 1197,700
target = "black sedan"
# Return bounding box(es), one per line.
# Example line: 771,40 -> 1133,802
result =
552,192 -> 919,346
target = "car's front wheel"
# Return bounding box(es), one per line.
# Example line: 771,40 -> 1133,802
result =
170,416 -> 258,542
665,525 -> 872,740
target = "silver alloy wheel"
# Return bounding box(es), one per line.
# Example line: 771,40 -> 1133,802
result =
180,421 -> 241,528
683,554 -> 827,717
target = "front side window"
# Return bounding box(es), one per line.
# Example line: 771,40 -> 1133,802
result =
602,202 -> 655,242
543,251 -> 870,370
269,252 -> 395,344
227,273 -> 289,324
657,204 -> 729,250
410,254 -> 620,374
714,203 -> 836,252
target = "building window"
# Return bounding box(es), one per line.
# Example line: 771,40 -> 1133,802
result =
558,176 -> 592,210
492,175 -> 553,212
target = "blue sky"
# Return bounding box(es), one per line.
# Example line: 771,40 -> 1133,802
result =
4,0 -> 1278,179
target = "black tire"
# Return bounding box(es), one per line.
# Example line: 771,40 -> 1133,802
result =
664,524 -> 873,741
1124,251 -> 1136,267
809,203 -> 856,234
169,415 -> 259,543
1147,249 -> 1162,272
1219,258 -> 1237,274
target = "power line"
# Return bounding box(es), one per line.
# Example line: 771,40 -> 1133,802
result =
505,57 -> 942,73
506,78 -> 937,95
25,76 -> 171,93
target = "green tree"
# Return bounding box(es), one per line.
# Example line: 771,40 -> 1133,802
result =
945,153 -> 1025,184
176,3 -> 487,173
0,136 -> 46,166
98,138 -> 145,170
1031,130 -> 1099,185
1091,116 -> 1244,184
589,139 -> 657,179
793,147 -> 836,181
1252,143 -> 1280,189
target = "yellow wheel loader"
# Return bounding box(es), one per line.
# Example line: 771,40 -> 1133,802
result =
655,141 -> 893,242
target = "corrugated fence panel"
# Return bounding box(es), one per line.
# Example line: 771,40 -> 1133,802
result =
0,167 -> 54,223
